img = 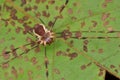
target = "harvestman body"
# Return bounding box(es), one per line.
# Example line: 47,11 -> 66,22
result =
33,24 -> 54,46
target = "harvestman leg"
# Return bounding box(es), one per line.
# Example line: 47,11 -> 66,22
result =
44,0 -> 69,79
1,44 -> 38,65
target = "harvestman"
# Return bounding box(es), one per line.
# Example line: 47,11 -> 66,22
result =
1,0 -> 69,80
2,0 -> 119,79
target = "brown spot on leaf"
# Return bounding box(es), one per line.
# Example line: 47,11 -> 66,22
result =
2,63 -> 9,69
84,40 -> 89,45
35,0 -> 40,4
21,0 -> 27,6
41,0 -> 46,3
10,21 -> 15,26
56,51 -> 62,56
33,5 -> 38,10
31,57 -> 38,65
103,20 -> 109,26
34,46 -> 40,53
11,67 -> 18,78
10,8 -> 18,20
23,24 -> 32,34
107,26 -> 114,32
48,0 -> 55,4
92,21 -> 97,27
10,45 -> 18,57
28,70 -> 33,76
98,48 -> 104,54
68,8 -> 73,14
68,52 -> 78,60
73,2 -> 78,7
24,56 -> 30,62
53,68 -> 60,74
71,16 -> 77,21
98,68 -> 104,76
48,21 -> 53,27
23,16 -> 29,21
80,65 -> 86,70
19,67 -> 24,74
88,10 -> 93,16
83,45 -> 88,52
81,21 -> 85,28
17,19 -> 24,23
61,78 -> 65,80
102,13 -> 110,21
61,29 -> 72,40
42,10 -> 50,18
16,27 -> 22,34
26,37 -> 33,43
75,31 -> 82,39
110,65 -> 115,69
35,11 -> 41,18
66,48 -> 70,52
2,49 -> 10,60
24,6 -> 32,12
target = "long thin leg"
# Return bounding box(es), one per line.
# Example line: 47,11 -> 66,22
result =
44,46 -> 49,80
1,45 -> 38,65
50,0 -> 69,30
0,43 -> 32,56
56,30 -> 120,39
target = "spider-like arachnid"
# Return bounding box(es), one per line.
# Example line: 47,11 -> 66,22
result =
33,24 -> 54,46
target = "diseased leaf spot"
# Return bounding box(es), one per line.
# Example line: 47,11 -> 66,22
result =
80,65 -> 86,70
11,66 -> 18,78
110,65 -> 115,69
53,68 -> 60,74
68,8 -> 73,15
16,27 -> 22,34
21,0 -> 27,6
35,0 -> 40,4
61,29 -> 72,40
81,21 -> 86,28
30,57 -> 38,65
42,10 -> 50,18
103,20 -> 109,26
98,68 -> 104,76
18,67 -> 24,74
1,63 -> 9,69
91,21 -> 97,27
34,46 -> 40,53
48,0 -> 55,5
102,13 -> 110,21
2,49 -> 10,60
68,52 -> 78,60
28,70 -> 33,76
61,77 -> 65,80
83,40 -> 89,52
98,48 -> 104,54
10,45 -> 18,57
75,31 -> 82,39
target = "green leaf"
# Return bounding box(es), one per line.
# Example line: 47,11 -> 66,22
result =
0,0 -> 120,80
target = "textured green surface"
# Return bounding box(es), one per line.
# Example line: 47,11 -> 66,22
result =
0,0 -> 120,80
